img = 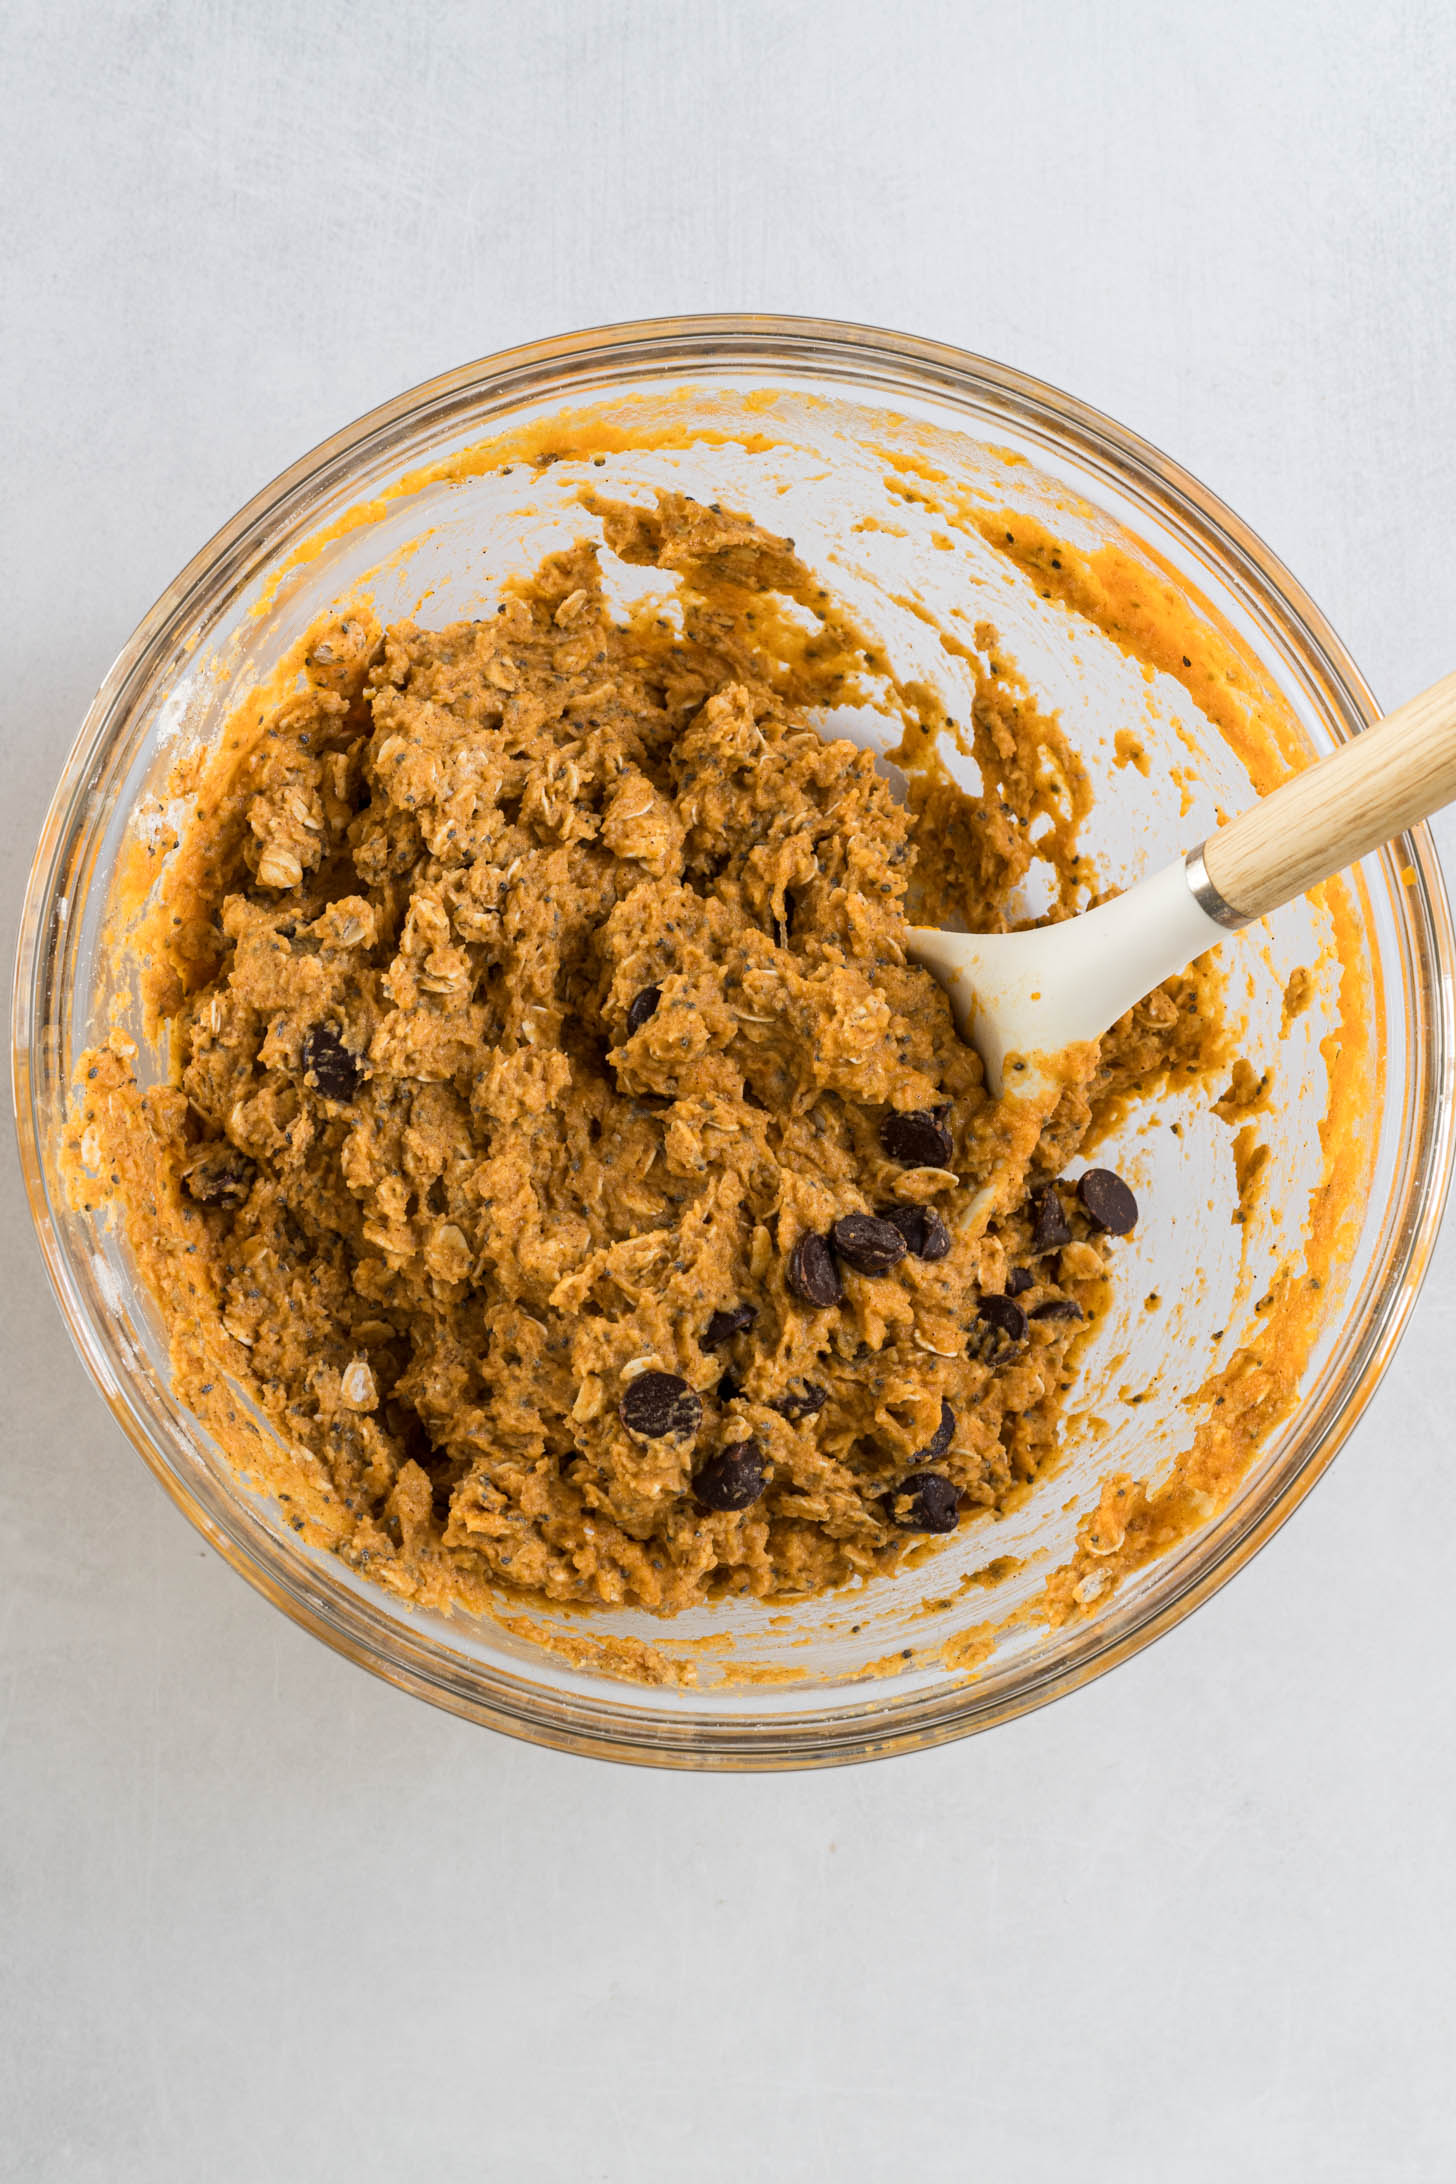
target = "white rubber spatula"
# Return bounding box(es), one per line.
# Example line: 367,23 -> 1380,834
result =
908,669 -> 1456,1096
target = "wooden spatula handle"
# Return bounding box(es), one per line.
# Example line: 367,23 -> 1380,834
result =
1201,668 -> 1456,922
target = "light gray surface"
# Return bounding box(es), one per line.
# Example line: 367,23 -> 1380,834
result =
4,3 -> 1455,2178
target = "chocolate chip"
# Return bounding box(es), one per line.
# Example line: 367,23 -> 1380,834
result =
880,1109 -> 954,1167
301,1025 -> 362,1101
879,1204 -> 952,1262
619,1370 -> 702,1441
182,1147 -> 256,1208
700,1304 -> 757,1351
968,1292 -> 1027,1364
1032,1298 -> 1085,1322
717,1367 -> 744,1404
888,1471 -> 960,1533
830,1213 -> 908,1274
1077,1168 -> 1139,1234
1028,1186 -> 1071,1254
980,1294 -> 1027,1342
694,1441 -> 766,1511
916,1397 -> 955,1461
787,1233 -> 842,1308
772,1382 -> 828,1421
626,984 -> 661,1034
1004,1266 -> 1033,1296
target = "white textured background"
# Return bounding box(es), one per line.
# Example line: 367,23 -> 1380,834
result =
4,4 -> 1455,2179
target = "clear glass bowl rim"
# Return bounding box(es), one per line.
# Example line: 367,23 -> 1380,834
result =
13,311 -> 1455,1769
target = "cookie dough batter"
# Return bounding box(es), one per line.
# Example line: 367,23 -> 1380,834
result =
77,493 -> 1218,1615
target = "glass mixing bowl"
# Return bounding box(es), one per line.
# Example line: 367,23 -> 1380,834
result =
14,316 -> 1453,1768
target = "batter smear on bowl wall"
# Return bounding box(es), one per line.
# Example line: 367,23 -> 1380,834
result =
75,482 -> 1324,1625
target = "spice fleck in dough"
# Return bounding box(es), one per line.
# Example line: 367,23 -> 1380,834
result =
77,494 -> 1220,1615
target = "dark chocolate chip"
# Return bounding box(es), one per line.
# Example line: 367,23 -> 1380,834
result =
619,1370 -> 702,1441
968,1292 -> 1028,1364
626,984 -> 661,1034
772,1382 -> 828,1421
1032,1298 -> 1085,1322
830,1213 -> 908,1275
1004,1266 -> 1033,1296
701,1303 -> 757,1351
787,1233 -> 842,1308
1077,1168 -> 1139,1235
694,1441 -> 766,1511
880,1108 -> 954,1168
880,1204 -> 952,1262
182,1147 -> 256,1209
916,1397 -> 955,1461
717,1367 -> 744,1404
980,1294 -> 1027,1342
889,1471 -> 960,1533
1028,1186 -> 1072,1254
301,1024 -> 362,1101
